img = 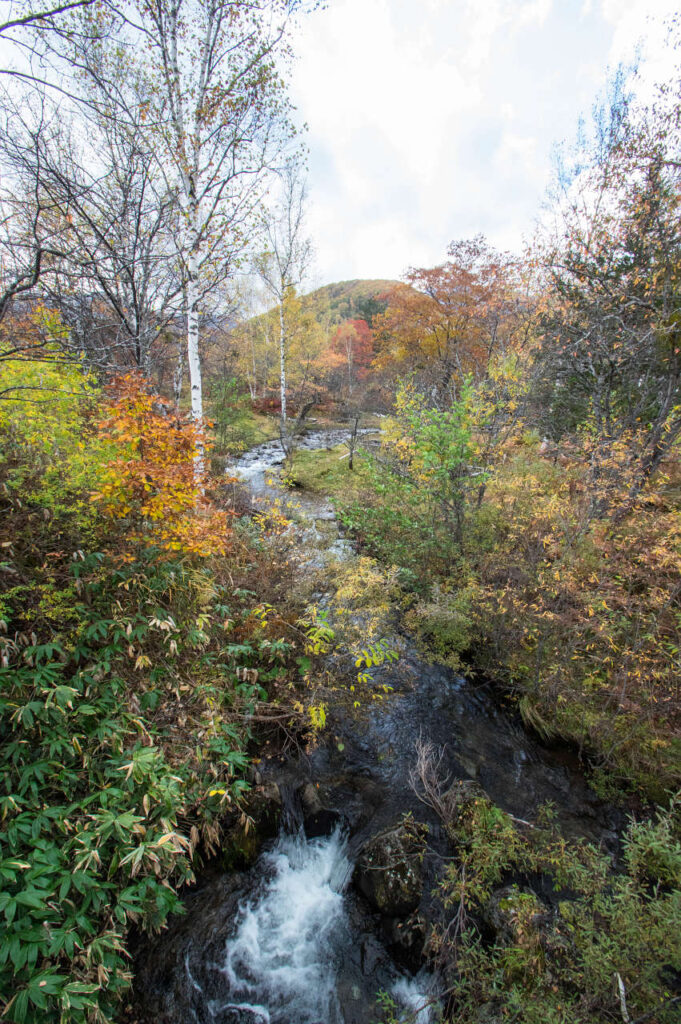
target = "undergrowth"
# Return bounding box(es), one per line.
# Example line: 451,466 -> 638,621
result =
431,792 -> 681,1024
0,368 -> 302,1022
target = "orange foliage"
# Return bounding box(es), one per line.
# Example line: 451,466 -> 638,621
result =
321,318 -> 374,395
374,237 -> 528,391
92,373 -> 232,557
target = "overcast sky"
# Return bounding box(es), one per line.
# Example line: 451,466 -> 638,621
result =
290,0 -> 679,287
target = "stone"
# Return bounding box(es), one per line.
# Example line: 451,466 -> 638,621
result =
458,753 -> 480,779
301,781 -> 323,815
360,935 -> 389,976
438,779 -> 490,833
354,817 -> 428,917
383,911 -> 426,966
484,885 -> 551,946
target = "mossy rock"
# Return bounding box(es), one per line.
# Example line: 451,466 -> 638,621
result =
354,817 -> 428,916
439,778 -> 490,836
484,885 -> 549,946
221,782 -> 282,870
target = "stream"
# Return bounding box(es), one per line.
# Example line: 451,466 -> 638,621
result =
134,426 -> 622,1024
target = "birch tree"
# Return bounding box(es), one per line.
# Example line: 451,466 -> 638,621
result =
0,83 -> 182,373
123,0 -> 304,454
256,159 -> 311,425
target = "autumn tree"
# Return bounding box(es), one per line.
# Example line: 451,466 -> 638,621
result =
328,317 -> 373,397
33,0 -> 309,469
536,68 -> 681,511
374,237 -> 529,404
257,159 -> 312,425
1,85 -> 184,375
94,372 -> 232,555
225,282 -> 276,400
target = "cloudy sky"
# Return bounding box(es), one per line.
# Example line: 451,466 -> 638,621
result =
289,0 -> 679,286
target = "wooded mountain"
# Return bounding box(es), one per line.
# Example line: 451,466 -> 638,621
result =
293,278 -> 398,328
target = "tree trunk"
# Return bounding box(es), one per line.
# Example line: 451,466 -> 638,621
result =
186,223 -> 204,475
348,413 -> 359,470
249,334 -> 258,400
173,334 -> 184,420
279,299 -> 286,425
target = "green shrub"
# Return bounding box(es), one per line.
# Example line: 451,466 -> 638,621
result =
436,796 -> 681,1024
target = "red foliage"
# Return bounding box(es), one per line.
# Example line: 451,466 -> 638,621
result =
325,318 -> 374,394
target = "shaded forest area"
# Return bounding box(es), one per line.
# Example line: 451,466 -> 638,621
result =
0,1 -> 680,1022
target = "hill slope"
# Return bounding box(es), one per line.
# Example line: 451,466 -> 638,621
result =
299,278 -> 398,328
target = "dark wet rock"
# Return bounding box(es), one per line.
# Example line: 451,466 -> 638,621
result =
304,770 -> 386,838
301,780 -> 323,815
354,818 -> 428,916
383,910 -> 427,966
359,934 -> 390,976
484,884 -> 551,947
305,807 -> 345,837
458,753 -> 480,779
133,872 -> 246,1022
247,780 -> 282,823
221,783 -> 282,869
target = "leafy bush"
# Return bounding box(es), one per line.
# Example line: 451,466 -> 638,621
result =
0,365 -> 300,1022
436,796 -> 681,1024
406,583 -> 474,670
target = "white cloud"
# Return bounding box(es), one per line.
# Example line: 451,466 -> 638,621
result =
290,0 -> 678,284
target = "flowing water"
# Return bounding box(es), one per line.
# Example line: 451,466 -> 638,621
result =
134,427 -> 621,1024
212,828 -> 435,1024
218,829 -> 353,1024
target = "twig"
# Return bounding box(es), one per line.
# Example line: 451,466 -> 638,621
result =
616,973 -> 630,1023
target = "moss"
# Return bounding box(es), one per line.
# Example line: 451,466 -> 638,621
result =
290,443 -> 375,500
220,825 -> 262,871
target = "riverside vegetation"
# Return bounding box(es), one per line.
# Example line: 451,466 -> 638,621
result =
0,364 -> 316,1022
0,2 -> 680,1021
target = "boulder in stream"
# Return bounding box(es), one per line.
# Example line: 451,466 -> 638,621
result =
436,778 -> 491,838
484,884 -> 551,946
354,816 -> 428,916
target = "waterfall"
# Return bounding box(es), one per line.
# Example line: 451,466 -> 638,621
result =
205,828 -> 434,1024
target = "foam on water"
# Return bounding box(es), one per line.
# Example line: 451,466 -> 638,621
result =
216,829 -> 433,1024
392,974 -> 436,1023
220,829 -> 352,1024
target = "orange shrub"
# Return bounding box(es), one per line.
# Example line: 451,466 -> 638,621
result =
92,373 -> 232,557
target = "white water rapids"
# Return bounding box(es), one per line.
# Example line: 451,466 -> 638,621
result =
202,829 -> 434,1024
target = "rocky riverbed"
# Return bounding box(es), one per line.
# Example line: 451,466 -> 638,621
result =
132,428 -> 621,1024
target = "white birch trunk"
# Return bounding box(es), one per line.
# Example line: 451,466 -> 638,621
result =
279,299 -> 286,424
186,227 -> 204,475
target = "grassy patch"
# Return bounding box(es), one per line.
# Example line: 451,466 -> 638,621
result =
215,407 -> 280,456
289,443 -> 375,499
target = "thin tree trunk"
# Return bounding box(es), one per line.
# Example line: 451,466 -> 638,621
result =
249,333 -> 258,399
186,225 -> 204,475
348,413 -> 359,470
279,299 -> 286,425
173,334 -> 184,419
